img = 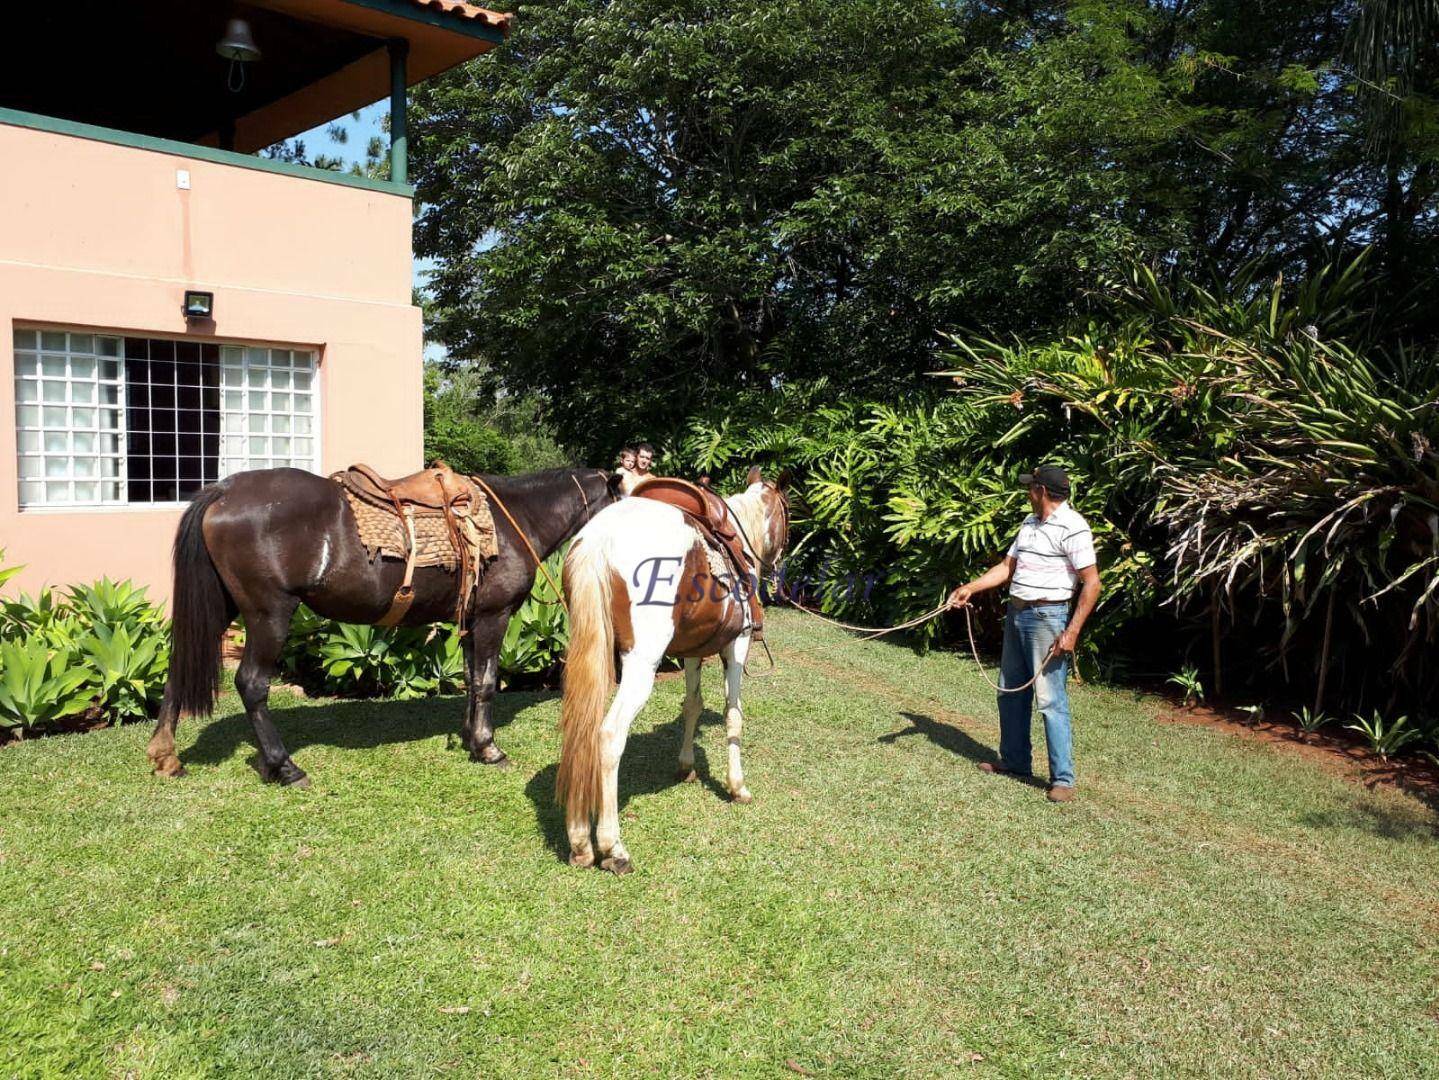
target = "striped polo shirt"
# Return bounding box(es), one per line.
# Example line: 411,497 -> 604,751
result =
1006,502 -> 1097,602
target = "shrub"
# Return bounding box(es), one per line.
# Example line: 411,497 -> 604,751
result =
678,254 -> 1439,753
278,551 -> 570,697
0,557 -> 170,735
424,414 -> 519,476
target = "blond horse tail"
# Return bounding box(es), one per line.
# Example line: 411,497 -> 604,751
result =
556,539 -> 616,826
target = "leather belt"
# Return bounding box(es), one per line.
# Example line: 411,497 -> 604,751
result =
1008,596 -> 1070,611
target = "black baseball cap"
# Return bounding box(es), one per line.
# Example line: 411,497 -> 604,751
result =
1018,464 -> 1071,497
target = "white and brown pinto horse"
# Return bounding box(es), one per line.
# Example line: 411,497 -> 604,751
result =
556,466 -> 790,874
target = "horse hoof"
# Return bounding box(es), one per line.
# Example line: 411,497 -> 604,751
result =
568,849 -> 595,869
151,756 -> 186,779
675,767 -> 697,783
730,788 -> 753,805
600,855 -> 633,876
277,763 -> 310,789
472,745 -> 510,768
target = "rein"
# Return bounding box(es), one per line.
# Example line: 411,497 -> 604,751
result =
470,475 -> 570,616
727,483 -> 792,676
778,591 -> 1051,695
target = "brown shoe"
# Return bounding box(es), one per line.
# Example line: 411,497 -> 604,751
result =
1047,784 -> 1076,803
978,762 -> 1031,779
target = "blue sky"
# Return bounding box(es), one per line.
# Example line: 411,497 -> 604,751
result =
295,101 -> 444,361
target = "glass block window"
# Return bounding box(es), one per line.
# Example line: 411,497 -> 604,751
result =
13,328 -> 317,509
218,345 -> 317,477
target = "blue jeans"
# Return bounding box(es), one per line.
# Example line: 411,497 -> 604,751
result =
997,602 -> 1075,787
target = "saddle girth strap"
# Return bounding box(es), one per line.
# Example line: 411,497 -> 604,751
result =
377,506 -> 419,627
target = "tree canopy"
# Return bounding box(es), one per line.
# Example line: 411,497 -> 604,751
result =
412,0 -> 1438,456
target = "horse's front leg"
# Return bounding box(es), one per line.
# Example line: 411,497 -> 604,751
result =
463,609 -> 512,766
676,657 -> 703,782
720,635 -> 753,803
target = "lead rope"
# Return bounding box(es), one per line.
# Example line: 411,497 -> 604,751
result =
779,591 -> 1052,695
470,475 -> 570,617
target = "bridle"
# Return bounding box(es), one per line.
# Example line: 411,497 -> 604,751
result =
571,470 -> 614,516
763,480 -> 791,567
726,480 -> 790,575
471,470 -> 615,617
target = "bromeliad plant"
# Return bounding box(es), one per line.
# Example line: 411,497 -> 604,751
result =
66,578 -> 167,631
0,638 -> 95,736
279,551 -> 571,698
679,253 -> 1439,752
1345,711 -> 1425,762
499,553 -> 569,687
80,622 -> 169,720
0,556 -> 172,734
1166,667 -> 1205,708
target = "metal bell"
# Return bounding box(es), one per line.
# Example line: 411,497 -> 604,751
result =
216,18 -> 262,62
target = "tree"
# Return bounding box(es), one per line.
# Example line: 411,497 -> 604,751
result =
1346,0 -> 1439,301
413,0 -> 1202,453
412,0 -> 1438,457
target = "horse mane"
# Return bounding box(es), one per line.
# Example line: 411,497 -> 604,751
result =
724,486 -> 772,563
476,467 -> 589,493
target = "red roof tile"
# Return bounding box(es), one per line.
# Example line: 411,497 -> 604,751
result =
407,0 -> 512,33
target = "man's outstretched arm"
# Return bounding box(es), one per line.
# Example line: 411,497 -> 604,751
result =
948,556 -> 1016,608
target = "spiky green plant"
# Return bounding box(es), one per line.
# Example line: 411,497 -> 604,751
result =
1345,710 -> 1425,760
678,254 -> 1439,738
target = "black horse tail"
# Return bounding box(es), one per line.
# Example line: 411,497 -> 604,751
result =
168,484 -> 236,718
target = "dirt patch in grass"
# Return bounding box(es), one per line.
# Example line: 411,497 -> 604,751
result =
1156,704 -> 1439,802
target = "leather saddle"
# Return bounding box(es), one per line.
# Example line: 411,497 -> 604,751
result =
333,462 -> 490,629
630,476 -> 764,635
343,462 -> 475,511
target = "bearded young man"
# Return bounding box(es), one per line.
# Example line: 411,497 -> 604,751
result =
947,465 -> 1102,803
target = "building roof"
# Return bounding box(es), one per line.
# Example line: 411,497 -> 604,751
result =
406,0 -> 512,31
0,0 -> 514,157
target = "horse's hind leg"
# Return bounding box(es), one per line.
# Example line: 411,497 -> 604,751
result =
234,597 -> 307,787
595,644 -> 665,874
676,657 -> 702,782
146,684 -> 184,777
721,636 -> 753,803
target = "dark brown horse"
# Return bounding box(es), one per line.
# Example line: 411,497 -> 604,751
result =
147,466 -> 621,786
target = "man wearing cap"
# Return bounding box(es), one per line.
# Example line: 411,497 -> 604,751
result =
947,465 -> 1101,802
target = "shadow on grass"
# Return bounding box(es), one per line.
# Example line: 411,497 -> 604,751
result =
879,711 -> 990,763
1298,796 -> 1439,841
181,690 -> 551,770
879,711 -> 1049,789
524,709 -> 728,861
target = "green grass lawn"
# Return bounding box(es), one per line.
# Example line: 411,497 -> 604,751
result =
2,609 -> 1436,1078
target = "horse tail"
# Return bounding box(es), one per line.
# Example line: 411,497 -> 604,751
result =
168,484 -> 236,718
556,538 -> 616,826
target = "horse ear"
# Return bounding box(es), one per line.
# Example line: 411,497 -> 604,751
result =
745,464 -> 763,487
774,468 -> 793,492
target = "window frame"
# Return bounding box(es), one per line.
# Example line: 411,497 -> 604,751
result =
12,325 -> 322,513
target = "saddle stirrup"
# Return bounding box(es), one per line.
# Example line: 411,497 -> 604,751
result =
377,506 -> 419,627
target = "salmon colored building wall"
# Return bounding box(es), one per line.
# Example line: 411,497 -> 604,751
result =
0,121 -> 424,602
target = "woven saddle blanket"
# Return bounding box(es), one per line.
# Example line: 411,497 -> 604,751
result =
333,468 -> 499,573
